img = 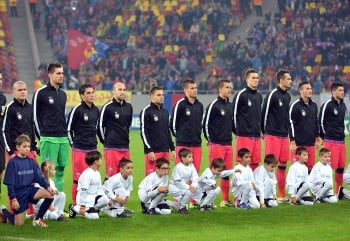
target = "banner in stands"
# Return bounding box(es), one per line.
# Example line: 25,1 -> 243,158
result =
66,90 -> 132,107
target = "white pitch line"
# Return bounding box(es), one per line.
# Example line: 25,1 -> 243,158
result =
3,236 -> 53,241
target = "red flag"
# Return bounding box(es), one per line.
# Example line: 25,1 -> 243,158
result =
67,29 -> 95,70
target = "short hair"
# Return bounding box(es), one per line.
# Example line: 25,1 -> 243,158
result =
178,148 -> 192,159
183,79 -> 196,89
218,79 -> 231,89
47,62 -> 63,74
237,148 -> 250,158
276,69 -> 290,83
12,81 -> 26,89
296,146 -> 308,156
298,81 -> 310,90
85,150 -> 102,166
331,82 -> 344,91
79,84 -> 93,95
245,69 -> 258,79
264,154 -> 277,165
319,147 -> 330,157
150,86 -> 163,95
15,134 -> 31,146
210,158 -> 226,170
119,158 -> 133,168
155,158 -> 170,168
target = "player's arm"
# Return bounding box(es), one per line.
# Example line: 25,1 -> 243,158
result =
289,102 -> 298,152
286,167 -> 296,196
203,102 -> 216,142
97,104 -> 107,144
3,161 -> 18,205
2,104 -> 15,155
140,108 -> 154,153
67,106 -> 77,146
232,92 -> 239,135
172,167 -> 189,189
314,105 -> 320,148
169,101 -> 180,136
32,90 -> 42,139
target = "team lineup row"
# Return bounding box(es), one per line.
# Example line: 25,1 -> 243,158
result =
0,64 -> 347,226
1,134 -> 350,227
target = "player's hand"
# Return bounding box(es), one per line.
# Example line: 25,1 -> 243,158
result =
11,199 -> 19,210
189,185 -> 196,193
115,196 -> 128,205
148,152 -> 156,161
157,185 -> 169,193
260,203 -> 266,208
47,187 -> 55,196
290,141 -> 296,153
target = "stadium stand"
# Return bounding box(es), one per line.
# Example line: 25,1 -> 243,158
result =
221,0 -> 350,93
0,1 -> 18,92
43,0 -> 249,93
41,0 -> 349,94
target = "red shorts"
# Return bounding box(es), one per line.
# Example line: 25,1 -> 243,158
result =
144,152 -> 169,176
104,148 -> 130,177
72,148 -> 91,181
208,144 -> 233,170
175,146 -> 202,172
291,145 -> 315,169
236,136 -> 261,165
264,135 -> 290,163
323,140 -> 346,169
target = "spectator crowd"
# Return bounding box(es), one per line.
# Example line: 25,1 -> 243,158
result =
37,0 -> 350,95
42,0 -> 249,93
221,0 -> 350,94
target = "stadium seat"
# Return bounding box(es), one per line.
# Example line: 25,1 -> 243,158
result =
319,6 -> 326,14
309,2 -> 316,9
205,54 -> 212,63
171,0 -> 178,6
280,17 -> 286,25
218,34 -> 225,41
343,66 -> 350,74
305,66 -> 312,73
191,0 -> 199,8
315,54 -> 322,64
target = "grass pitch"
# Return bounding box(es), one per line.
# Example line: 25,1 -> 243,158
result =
1,132 -> 349,241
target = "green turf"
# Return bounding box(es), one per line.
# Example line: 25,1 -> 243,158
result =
1,132 -> 350,241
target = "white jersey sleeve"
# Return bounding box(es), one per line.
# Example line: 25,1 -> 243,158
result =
254,166 -> 267,200
198,168 -> 216,187
309,162 -> 333,187
286,162 -> 308,195
138,172 -> 168,200
77,168 -> 103,206
170,163 -> 199,189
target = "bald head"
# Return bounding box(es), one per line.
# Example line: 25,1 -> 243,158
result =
113,82 -> 126,102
